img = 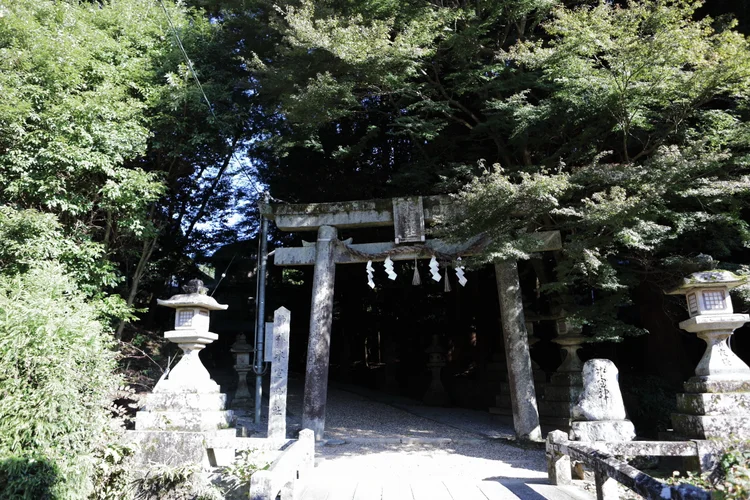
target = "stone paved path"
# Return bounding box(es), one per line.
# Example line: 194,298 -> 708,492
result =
238,376 -> 592,499
302,440 -> 591,500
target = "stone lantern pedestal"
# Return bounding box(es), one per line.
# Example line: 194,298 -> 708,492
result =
539,315 -> 585,431
423,334 -> 450,406
668,271 -> 750,440
230,334 -> 254,410
490,320 -> 546,417
131,280 -> 236,468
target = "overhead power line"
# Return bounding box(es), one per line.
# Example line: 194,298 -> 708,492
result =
156,0 -> 281,204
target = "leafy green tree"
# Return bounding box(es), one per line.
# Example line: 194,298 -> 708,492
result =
212,0 -> 750,346
444,0 -> 750,337
0,0 -> 259,333
0,208 -> 123,499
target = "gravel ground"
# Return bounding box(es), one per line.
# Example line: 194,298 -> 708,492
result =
237,374 -> 517,441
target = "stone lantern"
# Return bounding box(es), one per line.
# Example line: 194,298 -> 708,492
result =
154,279 -> 229,394
230,334 -> 253,409
135,279 -> 233,431
131,279 -> 236,468
667,271 -> 750,382
423,334 -> 450,406
667,271 -> 750,440
538,311 -> 586,433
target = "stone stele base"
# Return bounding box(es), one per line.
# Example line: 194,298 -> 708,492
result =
127,429 -> 237,469
131,382 -> 236,468
135,391 -> 235,432
570,420 -> 636,442
672,378 -> 750,440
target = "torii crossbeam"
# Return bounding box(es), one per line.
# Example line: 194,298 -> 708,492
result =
263,195 -> 562,441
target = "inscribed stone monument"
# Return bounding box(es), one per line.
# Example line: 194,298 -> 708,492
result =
570,359 -> 635,442
268,307 -> 291,442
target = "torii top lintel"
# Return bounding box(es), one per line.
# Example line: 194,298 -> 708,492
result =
262,195 -> 448,236
262,195 -> 563,266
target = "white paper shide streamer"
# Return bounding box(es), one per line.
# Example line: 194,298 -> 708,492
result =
429,256 -> 441,282
455,256 -> 467,287
384,255 -> 397,280
366,260 -> 375,289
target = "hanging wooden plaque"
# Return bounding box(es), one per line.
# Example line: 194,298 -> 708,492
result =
392,196 -> 426,244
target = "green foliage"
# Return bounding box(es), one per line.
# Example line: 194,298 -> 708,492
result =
437,0 -> 750,339
0,0 -> 165,227
714,449 -> 750,499
222,449 -> 271,492
0,206 -> 119,297
0,263 -> 123,499
438,162 -> 571,262
0,456 -> 61,500
90,442 -> 136,500
669,447 -> 750,499
133,463 -> 223,500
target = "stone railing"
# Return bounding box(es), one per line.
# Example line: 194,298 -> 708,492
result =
546,430 -> 711,500
249,429 -> 315,500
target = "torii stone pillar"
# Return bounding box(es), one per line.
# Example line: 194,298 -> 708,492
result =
302,225 -> 338,440
495,260 -> 543,441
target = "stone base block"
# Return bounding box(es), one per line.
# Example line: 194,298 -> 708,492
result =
671,413 -> 750,440
127,428 -> 236,469
543,385 -> 583,402
540,416 -> 573,430
423,391 -> 451,406
135,409 -> 234,432
494,394 -> 511,408
550,372 -> 582,386
142,392 -> 228,412
539,400 -> 575,418
489,406 -> 513,416
677,392 -> 750,415
569,420 -> 635,442
684,378 -> 750,394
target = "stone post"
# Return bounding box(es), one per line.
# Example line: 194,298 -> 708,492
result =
546,430 -> 572,486
494,260 -> 542,441
594,471 -> 618,500
268,307 -> 291,442
302,225 -> 338,440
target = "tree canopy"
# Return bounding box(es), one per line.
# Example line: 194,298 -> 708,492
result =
2,0 -> 750,494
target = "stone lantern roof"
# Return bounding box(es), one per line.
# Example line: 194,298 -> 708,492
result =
156,279 -> 228,311
666,270 -> 746,295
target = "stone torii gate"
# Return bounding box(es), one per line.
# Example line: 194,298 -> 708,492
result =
263,195 -> 562,442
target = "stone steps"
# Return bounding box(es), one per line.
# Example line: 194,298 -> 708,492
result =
543,385 -> 583,402
676,392 -> 750,415
142,392 -> 228,411
671,413 -> 750,439
135,409 -> 234,432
